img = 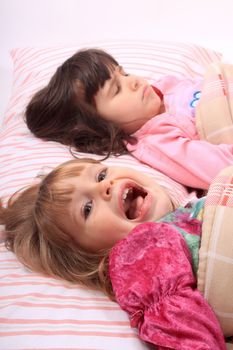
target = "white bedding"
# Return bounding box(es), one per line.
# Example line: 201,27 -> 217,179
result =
0,40 -> 224,349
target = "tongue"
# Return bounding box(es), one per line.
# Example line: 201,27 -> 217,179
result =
128,195 -> 144,219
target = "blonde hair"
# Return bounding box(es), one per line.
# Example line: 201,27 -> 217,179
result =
0,158 -> 113,298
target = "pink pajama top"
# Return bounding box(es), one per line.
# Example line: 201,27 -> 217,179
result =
126,76 -> 233,189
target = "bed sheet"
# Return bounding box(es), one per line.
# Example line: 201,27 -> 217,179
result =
0,40 -> 223,349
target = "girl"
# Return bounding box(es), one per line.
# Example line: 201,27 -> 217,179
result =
0,158 -> 227,349
25,48 -> 233,190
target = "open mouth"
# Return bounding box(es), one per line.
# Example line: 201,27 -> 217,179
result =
121,185 -> 148,220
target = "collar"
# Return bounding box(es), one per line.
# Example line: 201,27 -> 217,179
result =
151,85 -> 163,101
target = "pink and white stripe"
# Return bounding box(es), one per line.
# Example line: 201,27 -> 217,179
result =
0,41 -> 222,349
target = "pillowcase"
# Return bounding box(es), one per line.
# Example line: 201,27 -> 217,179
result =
0,40 -> 222,349
4,40 -> 221,127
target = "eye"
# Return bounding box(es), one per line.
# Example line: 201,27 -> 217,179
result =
97,168 -> 107,182
83,201 -> 92,219
115,84 -> 120,95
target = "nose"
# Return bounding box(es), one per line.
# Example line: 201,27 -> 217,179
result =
97,179 -> 113,200
127,75 -> 140,91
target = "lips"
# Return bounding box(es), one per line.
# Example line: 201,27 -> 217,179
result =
120,183 -> 149,220
142,85 -> 151,100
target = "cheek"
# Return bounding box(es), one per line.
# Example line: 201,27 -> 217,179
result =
110,98 -> 136,116
97,103 -> 119,122
94,96 -> 109,117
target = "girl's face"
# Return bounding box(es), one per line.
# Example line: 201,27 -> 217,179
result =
94,66 -> 164,134
62,162 -> 174,252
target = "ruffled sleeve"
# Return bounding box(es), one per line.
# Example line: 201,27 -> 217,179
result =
109,222 -> 226,350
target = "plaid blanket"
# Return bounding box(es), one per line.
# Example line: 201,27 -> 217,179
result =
196,62 -> 233,144
198,166 -> 233,338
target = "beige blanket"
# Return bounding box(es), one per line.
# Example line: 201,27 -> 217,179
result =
196,62 -> 233,144
196,63 -> 233,349
195,62 -> 233,339
198,166 -> 233,338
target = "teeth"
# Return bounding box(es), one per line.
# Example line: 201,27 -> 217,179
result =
122,187 -> 132,201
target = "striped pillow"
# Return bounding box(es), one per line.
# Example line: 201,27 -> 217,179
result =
0,41 -> 222,349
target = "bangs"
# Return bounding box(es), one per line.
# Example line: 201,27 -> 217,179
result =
41,158 -> 98,206
82,56 -> 117,100
68,49 -> 119,103
55,162 -> 87,180
53,158 -> 98,180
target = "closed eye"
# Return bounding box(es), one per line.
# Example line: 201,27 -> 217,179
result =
115,86 -> 120,94
115,69 -> 129,95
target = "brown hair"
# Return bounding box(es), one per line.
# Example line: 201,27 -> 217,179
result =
25,48 -> 132,157
0,158 -> 113,298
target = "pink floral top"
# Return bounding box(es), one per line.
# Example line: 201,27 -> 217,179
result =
109,199 -> 226,349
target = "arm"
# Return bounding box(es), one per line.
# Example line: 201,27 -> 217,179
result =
109,222 -> 226,350
128,120 -> 233,189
